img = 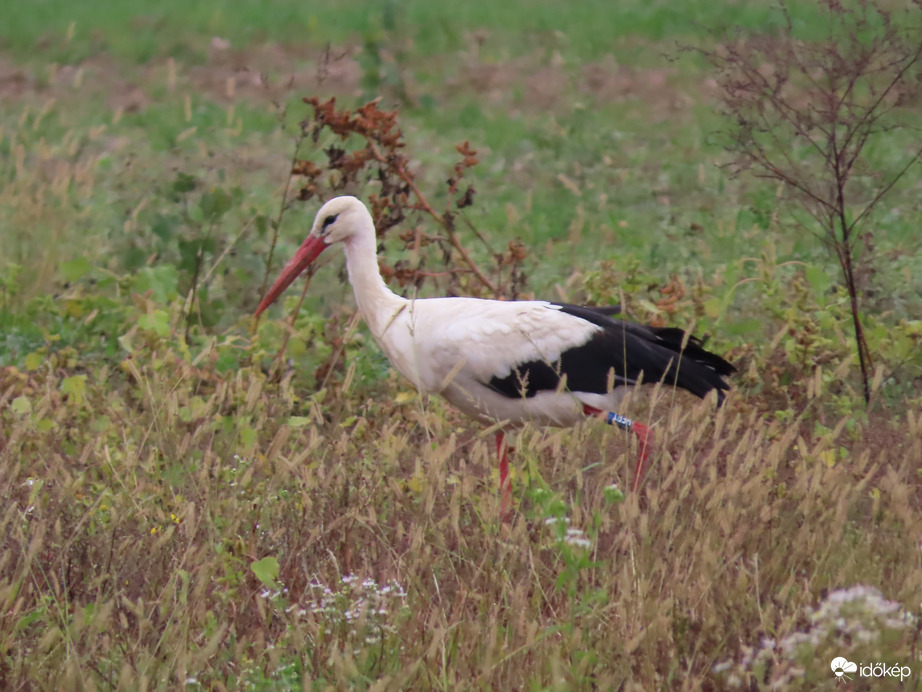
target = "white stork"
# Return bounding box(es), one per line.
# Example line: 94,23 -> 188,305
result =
255,196 -> 734,511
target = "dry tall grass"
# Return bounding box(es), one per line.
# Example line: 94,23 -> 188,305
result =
2,21 -> 921,689
3,354 -> 920,689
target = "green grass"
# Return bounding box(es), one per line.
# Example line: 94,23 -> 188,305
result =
1,0 -> 824,65
2,0 -> 922,688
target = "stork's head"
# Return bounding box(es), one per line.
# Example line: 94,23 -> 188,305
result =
308,195 -> 372,245
254,196 -> 372,317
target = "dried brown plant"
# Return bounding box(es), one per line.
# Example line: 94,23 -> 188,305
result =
700,0 -> 922,403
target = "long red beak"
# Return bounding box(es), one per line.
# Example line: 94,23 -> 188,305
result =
255,235 -> 328,317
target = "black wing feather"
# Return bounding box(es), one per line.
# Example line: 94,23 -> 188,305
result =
486,303 -> 735,403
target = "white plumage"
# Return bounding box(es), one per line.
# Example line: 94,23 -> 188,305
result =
378,298 -> 618,426
256,196 -> 734,507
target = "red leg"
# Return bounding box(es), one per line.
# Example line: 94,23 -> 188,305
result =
630,422 -> 651,492
583,404 -> 652,491
496,431 -> 512,518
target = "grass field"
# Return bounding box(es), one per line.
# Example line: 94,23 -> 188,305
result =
2,0 -> 922,689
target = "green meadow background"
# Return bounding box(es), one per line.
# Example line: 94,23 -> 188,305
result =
2,0 -> 921,689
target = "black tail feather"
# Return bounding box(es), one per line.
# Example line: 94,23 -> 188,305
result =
554,304 -> 736,403
485,302 -> 736,404
649,327 -> 736,376
645,327 -> 735,404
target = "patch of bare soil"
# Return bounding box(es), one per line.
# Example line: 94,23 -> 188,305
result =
0,58 -> 32,101
579,55 -> 694,111
186,40 -> 363,105
0,39 -> 364,115
0,32 -> 716,123
0,53 -> 151,113
449,47 -> 708,117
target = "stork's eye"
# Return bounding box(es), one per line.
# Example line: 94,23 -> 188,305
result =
321,214 -> 338,233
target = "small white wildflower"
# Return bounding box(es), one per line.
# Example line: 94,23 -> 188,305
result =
603,483 -> 626,502
341,574 -> 357,584
716,585 -> 913,686
856,629 -> 877,643
544,516 -> 570,526
564,535 -> 591,548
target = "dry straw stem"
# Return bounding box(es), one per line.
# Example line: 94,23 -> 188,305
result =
257,133 -> 307,310
2,357 -> 921,688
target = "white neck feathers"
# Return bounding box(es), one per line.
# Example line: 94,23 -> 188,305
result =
341,224 -> 406,339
